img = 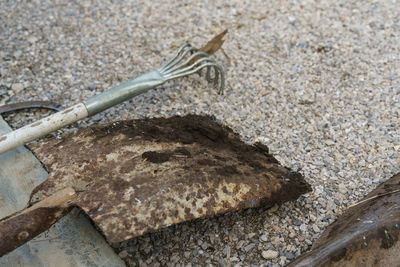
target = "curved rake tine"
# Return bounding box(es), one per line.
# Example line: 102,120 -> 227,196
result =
158,43 -> 192,72
212,65 -> 225,94
164,61 -> 225,93
162,57 -> 215,78
161,51 -> 210,75
204,65 -> 222,92
208,65 -> 224,94
206,66 -> 212,83
159,42 -> 225,94
160,46 -> 197,72
159,46 -> 197,73
212,66 -> 220,87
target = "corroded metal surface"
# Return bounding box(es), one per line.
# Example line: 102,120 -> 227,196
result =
0,207 -> 70,256
0,116 -> 124,265
0,101 -> 62,114
30,115 -> 310,243
0,187 -> 77,257
288,173 -> 400,267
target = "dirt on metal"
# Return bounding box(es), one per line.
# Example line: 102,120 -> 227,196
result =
0,207 -> 70,255
288,173 -> 400,267
24,115 -> 310,244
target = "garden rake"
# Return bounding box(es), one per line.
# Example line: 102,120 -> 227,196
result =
0,43 -> 225,154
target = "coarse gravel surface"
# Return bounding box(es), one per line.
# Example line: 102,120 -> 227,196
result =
1,0 -> 400,266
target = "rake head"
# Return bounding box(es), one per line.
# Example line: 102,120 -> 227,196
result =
158,43 -> 225,94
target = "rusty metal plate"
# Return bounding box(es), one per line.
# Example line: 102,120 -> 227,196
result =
288,173 -> 400,267
29,115 -> 310,244
0,116 -> 124,266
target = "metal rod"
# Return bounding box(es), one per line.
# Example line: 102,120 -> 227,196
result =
0,43 -> 224,155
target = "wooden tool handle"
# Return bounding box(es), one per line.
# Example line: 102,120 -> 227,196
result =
0,103 -> 88,154
0,187 -> 77,257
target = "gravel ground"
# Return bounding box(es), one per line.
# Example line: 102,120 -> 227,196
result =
1,0 -> 400,266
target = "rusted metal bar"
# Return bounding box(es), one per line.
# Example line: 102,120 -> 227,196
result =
288,173 -> 400,267
0,101 -> 62,114
0,115 -> 311,256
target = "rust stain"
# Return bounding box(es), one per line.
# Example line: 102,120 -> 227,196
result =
288,173 -> 400,267
61,107 -> 74,114
28,115 -> 310,244
30,121 -> 42,127
0,207 -> 70,256
0,136 -> 6,142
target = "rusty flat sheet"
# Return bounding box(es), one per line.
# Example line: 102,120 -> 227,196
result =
0,116 -> 124,266
29,115 -> 310,244
288,173 -> 400,267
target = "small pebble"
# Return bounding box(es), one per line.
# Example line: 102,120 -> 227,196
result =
262,250 -> 279,260
230,256 -> 239,262
312,225 -> 320,233
223,246 -> 231,257
247,233 -> 256,239
338,183 -> 348,194
293,218 -> 302,226
285,252 -> 295,260
11,83 -> 23,92
118,250 -> 128,258
244,243 -> 255,252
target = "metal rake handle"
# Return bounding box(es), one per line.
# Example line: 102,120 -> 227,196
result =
0,43 -> 225,154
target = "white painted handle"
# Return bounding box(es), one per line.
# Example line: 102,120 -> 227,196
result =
0,103 -> 88,154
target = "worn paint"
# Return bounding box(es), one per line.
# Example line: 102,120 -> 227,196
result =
288,173 -> 400,267
30,121 -> 42,127
28,115 -> 310,244
61,107 -> 74,114
0,103 -> 88,154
